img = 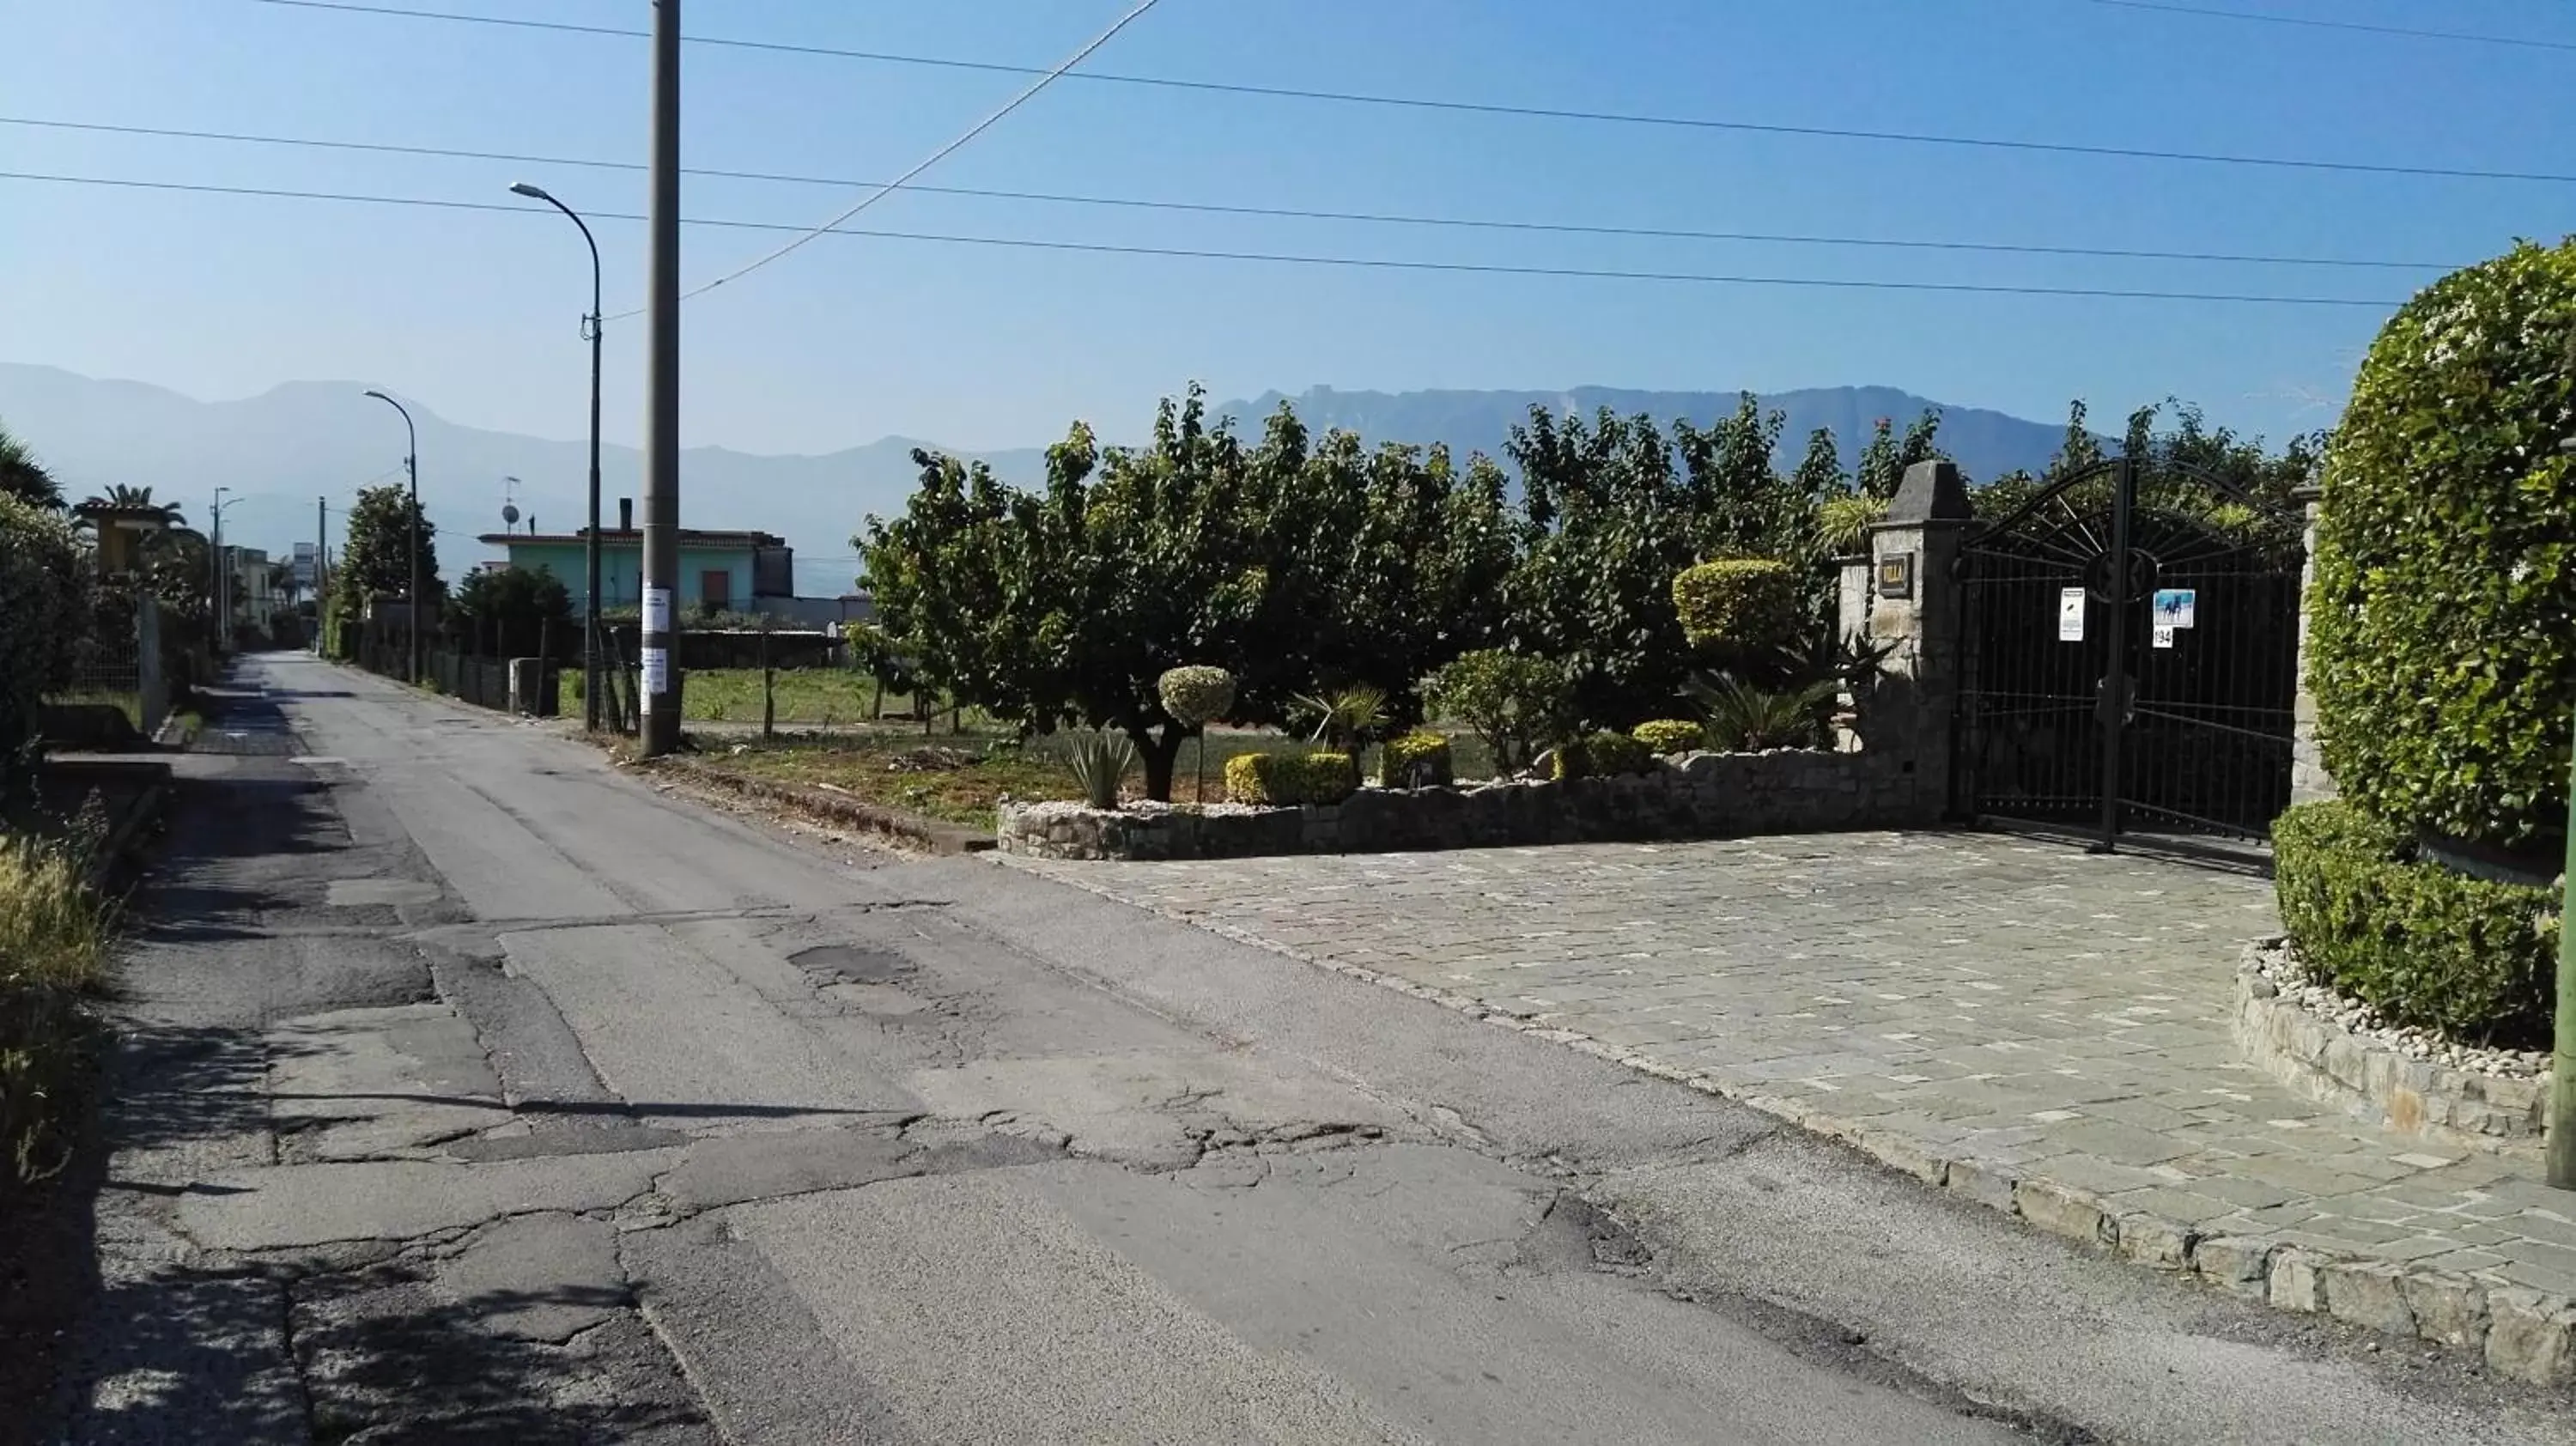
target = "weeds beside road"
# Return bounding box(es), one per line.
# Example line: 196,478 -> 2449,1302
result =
0,828 -> 114,1188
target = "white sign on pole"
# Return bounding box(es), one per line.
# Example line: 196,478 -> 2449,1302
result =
641,586 -> 674,635
2058,587 -> 2086,642
641,646 -> 670,697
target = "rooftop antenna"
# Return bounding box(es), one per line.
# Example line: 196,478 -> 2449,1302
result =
501,475 -> 523,533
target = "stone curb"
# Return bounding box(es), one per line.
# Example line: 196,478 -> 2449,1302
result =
649,758 -> 993,856
1005,855 -> 2576,1388
2232,944 -> 2543,1150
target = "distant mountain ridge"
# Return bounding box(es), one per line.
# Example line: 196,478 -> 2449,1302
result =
0,366 -> 2068,600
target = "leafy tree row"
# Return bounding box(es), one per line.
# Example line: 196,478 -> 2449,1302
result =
858,386 -> 1935,799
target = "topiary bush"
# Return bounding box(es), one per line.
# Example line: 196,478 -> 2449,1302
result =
1421,649 -> 1564,776
2308,240 -> 2576,851
1224,750 -> 1359,806
2272,800 -> 2558,1046
1631,719 -> 1705,756
1552,729 -> 1656,780
1157,665 -> 1236,729
1672,558 -> 1802,659
1377,730 -> 1454,787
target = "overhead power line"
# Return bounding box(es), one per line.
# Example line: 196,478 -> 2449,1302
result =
0,168 -> 2405,307
0,115 -> 2455,272
2086,0 -> 2576,54
240,0 -> 2576,185
624,0 -> 1165,320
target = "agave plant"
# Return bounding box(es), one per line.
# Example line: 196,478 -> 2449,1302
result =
1686,673 -> 1838,752
1065,730 -> 1135,810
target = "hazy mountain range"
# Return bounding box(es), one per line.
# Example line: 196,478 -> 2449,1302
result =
0,366 -> 2069,599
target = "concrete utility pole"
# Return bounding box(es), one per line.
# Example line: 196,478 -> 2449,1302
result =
639,0 -> 683,756
2551,431 -> 2576,1190
316,495 -> 331,653
364,390 -> 422,684
211,487 -> 230,653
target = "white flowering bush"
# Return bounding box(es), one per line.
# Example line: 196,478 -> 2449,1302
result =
0,495 -> 89,792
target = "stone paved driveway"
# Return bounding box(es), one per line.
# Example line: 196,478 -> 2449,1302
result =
1017,831 -> 2576,1362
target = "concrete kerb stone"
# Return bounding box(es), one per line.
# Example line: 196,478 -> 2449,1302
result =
1001,854 -> 2576,1383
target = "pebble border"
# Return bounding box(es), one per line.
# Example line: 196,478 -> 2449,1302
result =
2233,942 -> 2545,1150
1006,855 -> 2576,1387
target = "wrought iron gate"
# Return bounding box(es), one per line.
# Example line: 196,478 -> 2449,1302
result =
1953,456 -> 2305,850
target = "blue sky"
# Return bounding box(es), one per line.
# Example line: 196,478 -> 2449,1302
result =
3,0 -> 2571,457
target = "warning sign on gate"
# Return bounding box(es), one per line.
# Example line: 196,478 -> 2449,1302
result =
2153,588 -> 2196,629
2058,587 -> 2086,641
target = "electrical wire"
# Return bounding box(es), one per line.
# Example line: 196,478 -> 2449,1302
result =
2085,0 -> 2576,53
0,115 -> 2455,272
609,0 -> 1164,319
0,168 -> 2405,307
240,0 -> 2576,185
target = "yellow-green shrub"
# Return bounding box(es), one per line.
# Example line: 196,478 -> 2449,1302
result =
1552,730 -> 1656,780
1224,750 -> 1359,806
0,833 -> 114,1184
1377,730 -> 1453,787
1631,719 -> 1704,756
1671,558 -> 1801,657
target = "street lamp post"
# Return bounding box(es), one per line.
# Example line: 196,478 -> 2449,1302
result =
508,181 -> 606,731
362,390 -> 422,684
210,487 -> 233,654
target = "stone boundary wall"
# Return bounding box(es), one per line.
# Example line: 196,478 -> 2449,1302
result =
2233,950 -> 2544,1151
997,747 -> 1929,861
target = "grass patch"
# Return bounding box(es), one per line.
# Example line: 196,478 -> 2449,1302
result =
43,690 -> 142,733
0,829 -> 116,1188
565,667 -> 935,726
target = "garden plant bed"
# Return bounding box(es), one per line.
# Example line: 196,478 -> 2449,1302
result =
999,745 -> 1929,860
2235,939 -> 2549,1150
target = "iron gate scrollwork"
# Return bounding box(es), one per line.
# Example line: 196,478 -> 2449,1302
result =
1953,455 -> 2306,850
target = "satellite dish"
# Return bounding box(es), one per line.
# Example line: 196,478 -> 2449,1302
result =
502,503 -> 521,528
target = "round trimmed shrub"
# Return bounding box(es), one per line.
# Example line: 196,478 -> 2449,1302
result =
1552,729 -> 1656,780
1377,729 -> 1454,787
1672,558 -> 1801,658
1157,665 -> 1236,728
1631,719 -> 1705,756
2309,240 -> 2576,849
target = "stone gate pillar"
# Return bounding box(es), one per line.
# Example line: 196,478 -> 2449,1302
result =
1847,459 -> 1974,822
2288,482 -> 2336,804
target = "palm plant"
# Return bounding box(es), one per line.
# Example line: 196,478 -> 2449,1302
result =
1686,673 -> 1838,752
0,425 -> 60,508
1289,684 -> 1389,755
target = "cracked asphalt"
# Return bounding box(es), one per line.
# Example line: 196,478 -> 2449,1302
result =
34,653 -> 2576,1443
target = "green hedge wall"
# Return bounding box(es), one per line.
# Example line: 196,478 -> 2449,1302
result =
2272,801 -> 2559,1047
2308,240 -> 2576,850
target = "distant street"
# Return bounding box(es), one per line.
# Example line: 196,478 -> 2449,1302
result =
43,652 -> 2574,1444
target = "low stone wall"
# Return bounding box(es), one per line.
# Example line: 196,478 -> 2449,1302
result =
2233,945 -> 2545,1150
997,747 -> 1928,861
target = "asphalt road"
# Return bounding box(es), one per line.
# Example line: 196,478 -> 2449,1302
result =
41,652 -> 2576,1443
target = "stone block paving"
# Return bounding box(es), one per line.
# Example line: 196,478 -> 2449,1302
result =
1017,831 -> 2576,1377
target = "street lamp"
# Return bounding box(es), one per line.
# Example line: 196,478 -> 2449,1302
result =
362,390 -> 422,684
510,181 -> 606,731
210,487 -> 240,655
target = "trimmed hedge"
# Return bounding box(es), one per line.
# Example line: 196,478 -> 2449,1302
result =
1672,558 -> 1802,656
2309,240 -> 2576,850
1225,750 -> 1359,806
1552,729 -> 1656,781
1631,719 -> 1705,756
2272,800 -> 2559,1047
1377,730 -> 1454,787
